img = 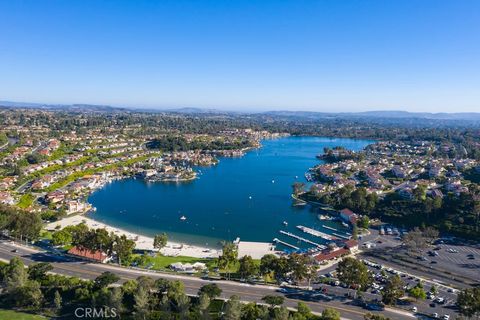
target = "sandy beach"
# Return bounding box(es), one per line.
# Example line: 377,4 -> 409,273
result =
45,215 -> 221,258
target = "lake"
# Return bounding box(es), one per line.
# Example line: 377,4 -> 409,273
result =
87,136 -> 372,249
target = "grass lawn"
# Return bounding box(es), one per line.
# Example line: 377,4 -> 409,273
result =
17,193 -> 35,209
0,309 -> 47,320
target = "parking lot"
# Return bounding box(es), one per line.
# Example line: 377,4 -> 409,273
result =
311,256 -> 459,319
414,242 -> 480,283
360,227 -> 480,288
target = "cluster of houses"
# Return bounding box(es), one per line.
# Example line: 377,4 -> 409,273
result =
311,141 -> 478,201
37,138 -> 61,156
1,146 -> 31,164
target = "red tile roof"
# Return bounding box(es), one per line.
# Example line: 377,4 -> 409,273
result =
343,239 -> 359,249
68,246 -> 108,262
314,248 -> 350,262
340,208 -> 355,216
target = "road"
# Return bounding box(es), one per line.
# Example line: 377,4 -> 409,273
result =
0,241 -> 414,320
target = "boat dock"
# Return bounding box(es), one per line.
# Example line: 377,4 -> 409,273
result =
296,225 -> 334,240
322,225 -> 351,239
322,225 -> 337,232
273,238 -> 300,250
332,232 -> 351,240
279,230 -> 326,249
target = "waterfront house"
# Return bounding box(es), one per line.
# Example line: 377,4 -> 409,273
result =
339,208 -> 357,225
66,200 -> 87,214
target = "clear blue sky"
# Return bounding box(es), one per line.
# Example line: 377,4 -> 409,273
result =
1,0 -> 479,112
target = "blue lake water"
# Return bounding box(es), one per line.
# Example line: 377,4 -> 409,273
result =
87,136 -> 372,249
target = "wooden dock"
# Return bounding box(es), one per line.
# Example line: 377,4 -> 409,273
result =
279,230 -> 326,249
297,225 -> 334,240
273,238 -> 300,250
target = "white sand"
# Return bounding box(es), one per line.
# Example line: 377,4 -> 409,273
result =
46,215 -> 221,258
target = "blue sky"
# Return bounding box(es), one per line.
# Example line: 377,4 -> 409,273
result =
0,0 -> 479,112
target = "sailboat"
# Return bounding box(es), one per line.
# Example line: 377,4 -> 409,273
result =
180,215 -> 187,221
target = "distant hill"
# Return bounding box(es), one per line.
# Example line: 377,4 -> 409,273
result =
263,110 -> 480,121
0,100 -> 128,113
1,100 -> 479,121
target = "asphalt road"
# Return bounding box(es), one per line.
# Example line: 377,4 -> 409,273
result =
0,241 -> 413,320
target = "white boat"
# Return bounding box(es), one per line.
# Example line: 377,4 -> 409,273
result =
272,180 -> 275,183
318,214 -> 330,220
180,215 -> 187,221
249,196 -> 252,199
283,221 -> 288,226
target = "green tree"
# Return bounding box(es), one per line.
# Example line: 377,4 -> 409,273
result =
272,306 -> 289,320
6,257 -> 28,290
357,215 -> 370,229
13,280 -> 44,308
242,302 -> 268,320
107,287 -> 124,314
288,253 -> 309,283
224,295 -> 242,320
94,271 -> 120,290
8,210 -> 42,242
297,302 -> 312,319
197,293 -> 211,319
409,283 -> 426,300
113,234 -> 136,265
457,287 -> 480,318
134,285 -> 150,320
238,255 -> 258,280
336,257 -> 373,291
175,293 -> 191,319
52,229 -> 73,246
218,242 -> 238,280
262,295 -> 284,309
28,262 -> 53,281
199,283 -> 222,299
153,233 -> 168,251
54,290 -> 62,311
320,308 -> 340,320
259,254 -> 278,280
381,275 -> 405,305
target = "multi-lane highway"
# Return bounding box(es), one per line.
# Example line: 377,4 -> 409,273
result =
0,241 -> 414,320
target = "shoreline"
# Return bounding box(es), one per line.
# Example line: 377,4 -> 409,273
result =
45,215 -> 221,259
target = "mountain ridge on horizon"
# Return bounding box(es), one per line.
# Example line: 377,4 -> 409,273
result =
1,99 -> 479,120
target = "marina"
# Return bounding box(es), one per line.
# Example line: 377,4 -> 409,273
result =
279,230 -> 326,249
88,136 -> 371,248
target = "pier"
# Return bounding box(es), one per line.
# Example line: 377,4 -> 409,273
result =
332,232 -> 351,240
273,238 -> 300,250
279,230 -> 326,249
322,225 -> 351,239
296,225 -> 334,240
322,225 -> 337,232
